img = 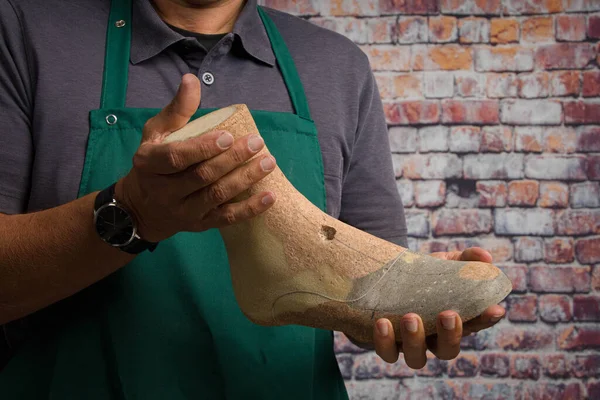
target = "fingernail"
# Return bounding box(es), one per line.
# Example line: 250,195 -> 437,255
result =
261,193 -> 275,205
260,156 -> 275,171
404,318 -> 418,333
441,315 -> 456,331
217,132 -> 233,149
490,314 -> 504,323
376,320 -> 389,337
248,135 -> 264,152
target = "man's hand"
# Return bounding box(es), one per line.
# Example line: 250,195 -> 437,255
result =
372,247 -> 506,368
116,74 -> 277,242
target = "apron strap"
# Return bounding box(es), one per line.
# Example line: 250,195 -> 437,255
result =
257,7 -> 313,122
100,0 -> 132,109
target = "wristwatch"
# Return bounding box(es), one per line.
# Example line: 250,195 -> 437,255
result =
93,183 -> 158,254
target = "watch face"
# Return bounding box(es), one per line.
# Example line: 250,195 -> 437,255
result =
95,204 -> 135,246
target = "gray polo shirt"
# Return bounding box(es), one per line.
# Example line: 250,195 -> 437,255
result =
0,0 -> 407,245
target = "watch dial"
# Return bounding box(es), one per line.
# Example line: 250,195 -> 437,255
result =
96,205 -> 135,246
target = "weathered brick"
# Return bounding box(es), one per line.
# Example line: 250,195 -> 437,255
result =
424,72 -> 454,98
417,239 -> 449,253
594,266 -> 600,291
514,236 -> 543,261
261,0 -> 318,15
392,73 -> 422,98
515,127 -> 543,152
440,0 -> 501,14
589,381 -> 600,400
481,126 -> 512,152
535,43 -> 595,69
520,382 -> 584,400
543,127 -> 577,153
466,383 -> 514,400
462,328 -> 493,350
556,14 -> 586,41
383,101 -> 440,125
525,155 -> 586,180
574,295 -> 600,322
490,18 -> 519,43
415,180 -> 446,208
558,326 -> 600,350
362,45 -> 411,71
379,0 -> 439,14
405,210 -> 430,238
507,294 -> 538,322
522,16 -> 554,42
455,72 -> 485,97
432,209 -> 492,236
498,264 -> 528,292
383,354 -> 415,378
334,331 -> 367,353
543,353 -> 569,378
576,126 -> 600,152
544,238 -> 575,263
391,154 -> 404,177
449,126 -> 480,153
353,352 -> 385,379
588,155 -> 600,180
374,73 -> 393,99
530,265 -> 591,293
336,353 -> 353,379
583,71 -> 600,97
495,209 -> 554,236
502,0 -> 563,14
572,354 -> 600,378
412,45 -> 473,71
576,237 -> 600,264
475,46 -> 534,72
477,181 -> 507,207
549,71 -> 580,97
396,179 -> 414,207
448,354 -> 479,377
310,18 -> 369,43
480,353 -> 510,377
447,237 -> 514,262
464,153 -> 524,179
441,100 -> 499,124
419,126 -> 449,152
415,352 -> 448,377
539,294 -> 573,322
367,17 -> 396,43
538,182 -> 569,208
403,154 -> 462,179
589,13 -> 600,39
396,16 -> 428,43
445,180 -> 480,209
494,326 -> 553,351
323,0 -> 378,16
501,100 -> 562,125
571,182 -> 600,208
389,126 -> 417,153
518,72 -> 550,98
345,381 -> 400,399
508,180 -> 539,206
429,16 -> 457,43
563,0 -> 600,12
403,380 -> 463,399
511,354 -> 541,380
556,210 -> 600,235
458,17 -> 490,43
486,73 -> 519,98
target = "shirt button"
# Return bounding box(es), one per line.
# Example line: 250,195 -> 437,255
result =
202,72 -> 214,86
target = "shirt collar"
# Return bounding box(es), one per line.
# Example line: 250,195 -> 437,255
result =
131,0 -> 275,67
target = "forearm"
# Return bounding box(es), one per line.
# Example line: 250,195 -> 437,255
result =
0,193 -> 134,324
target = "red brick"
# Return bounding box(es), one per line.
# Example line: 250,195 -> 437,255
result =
367,17 -> 396,43
525,155 -> 586,180
362,45 -> 411,71
495,208 -> 553,235
498,264 -> 528,293
486,73 -> 518,98
538,182 -> 569,208
522,16 -> 554,42
481,126 -> 512,152
511,354 -> 541,380
419,126 -> 448,151
441,0 -> 501,14
462,329 -> 494,350
576,237 -> 600,264
417,239 -> 448,254
556,14 -> 586,41
594,266 -> 600,291
588,155 -> 600,180
574,295 -> 600,322
502,100 -> 563,125
558,326 -> 600,350
326,0 -> 378,16
412,45 -> 473,71
334,331 -> 367,353
518,72 -> 550,98
405,210 -> 430,237
396,16 -> 428,43
477,180 -> 507,207
475,46 -> 534,72
494,326 -> 553,350
261,0 -> 318,15
441,100 -> 499,124
543,354 -> 569,378
589,14 -> 600,39
448,354 -> 479,377
310,18 -> 366,43
539,294 -> 573,322
508,180 -> 539,206
424,72 -> 454,98
589,381 -> 600,400
536,43 -> 595,70
583,71 -> 600,97
570,182 -> 600,208
549,71 -> 580,97
507,294 -> 538,322
515,127 -> 543,152
544,238 -> 574,263
415,352 -> 448,377
458,17 -> 489,43
520,382 -> 584,400
572,354 -> 600,378
455,72 -> 484,97
502,0 -> 563,14
429,16 -> 457,43
384,354 -> 415,378
374,74 -> 393,99
353,352 -> 385,379
447,238 -> 513,262
514,236 -> 543,262
490,18 -> 519,44
577,126 -> 600,152
403,154 -> 462,179
414,180 -> 445,208
392,74 -> 422,98
464,153 -> 524,179
530,265 -> 591,293
480,353 -> 510,377
563,0 -> 600,12
379,0 -> 439,14
449,126 -> 480,152
383,101 -> 440,125
556,210 -> 600,235
544,127 -> 577,153
432,209 -> 492,236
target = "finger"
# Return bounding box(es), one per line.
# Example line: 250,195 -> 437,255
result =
142,74 -> 201,141
178,134 -> 266,196
459,247 -> 493,263
201,191 -> 277,228
374,319 -> 399,363
134,130 -> 233,174
463,305 -> 506,335
432,311 -> 462,360
400,313 -> 427,369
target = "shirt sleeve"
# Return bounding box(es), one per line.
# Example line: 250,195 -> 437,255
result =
338,61 -> 408,247
0,0 -> 34,214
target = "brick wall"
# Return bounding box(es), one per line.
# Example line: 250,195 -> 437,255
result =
261,0 -> 600,398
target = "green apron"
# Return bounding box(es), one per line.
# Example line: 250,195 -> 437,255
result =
0,1 -> 348,399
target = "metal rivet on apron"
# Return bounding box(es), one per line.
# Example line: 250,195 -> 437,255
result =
202,72 -> 214,86
106,114 -> 118,125
115,20 -> 126,28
